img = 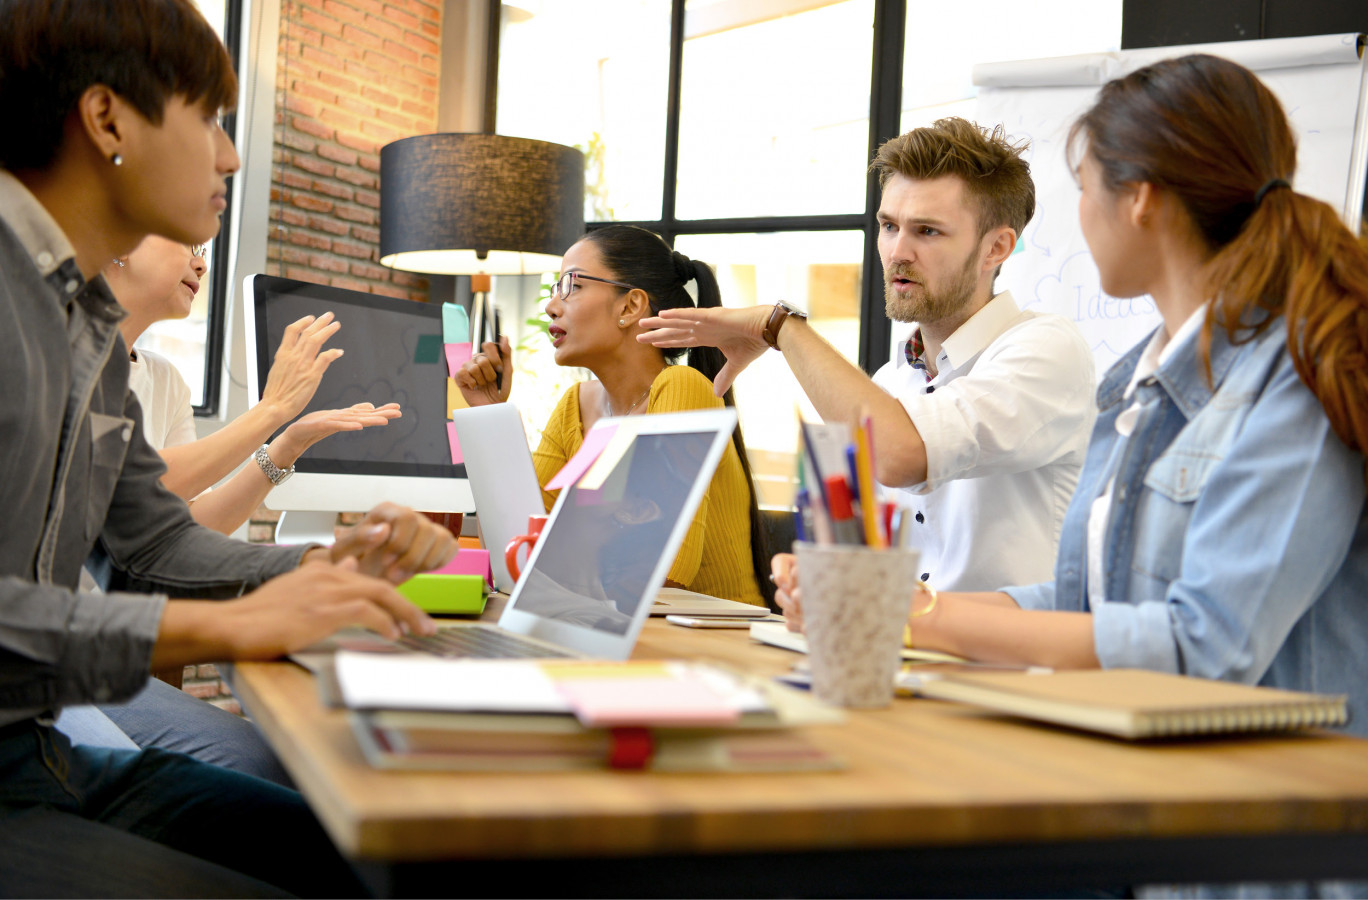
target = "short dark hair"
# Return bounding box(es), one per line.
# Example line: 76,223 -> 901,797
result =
0,0 -> 237,171
870,117 -> 1035,238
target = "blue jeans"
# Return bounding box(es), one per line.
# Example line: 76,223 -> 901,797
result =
0,720 -> 367,898
55,674 -> 294,788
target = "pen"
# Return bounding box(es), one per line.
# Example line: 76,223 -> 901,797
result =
794,488 -> 811,543
853,419 -> 882,548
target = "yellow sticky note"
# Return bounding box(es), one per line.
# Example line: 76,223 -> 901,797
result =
447,378 -> 469,417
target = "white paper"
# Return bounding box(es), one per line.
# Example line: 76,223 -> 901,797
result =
335,653 -> 572,713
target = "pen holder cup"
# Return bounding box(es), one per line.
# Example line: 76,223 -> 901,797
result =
793,541 -> 921,708
504,514 -> 549,582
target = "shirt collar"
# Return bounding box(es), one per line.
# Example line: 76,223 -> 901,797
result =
0,169 -> 79,280
0,169 -> 125,321
938,291 -> 1022,372
897,291 -> 1021,375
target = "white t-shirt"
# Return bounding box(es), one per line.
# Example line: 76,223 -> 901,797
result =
871,292 -> 1097,592
128,347 -> 197,451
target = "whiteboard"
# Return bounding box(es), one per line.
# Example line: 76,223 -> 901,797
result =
971,33 -> 1368,371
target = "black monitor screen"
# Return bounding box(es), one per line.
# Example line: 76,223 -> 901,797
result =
251,275 -> 464,479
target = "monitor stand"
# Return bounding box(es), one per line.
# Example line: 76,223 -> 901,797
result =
274,510 -> 340,547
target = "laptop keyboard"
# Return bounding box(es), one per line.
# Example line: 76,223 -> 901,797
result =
395,626 -> 575,660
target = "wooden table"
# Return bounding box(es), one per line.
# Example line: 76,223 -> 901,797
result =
235,621 -> 1368,896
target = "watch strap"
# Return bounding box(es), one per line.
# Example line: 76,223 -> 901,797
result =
254,444 -> 295,486
762,302 -> 808,350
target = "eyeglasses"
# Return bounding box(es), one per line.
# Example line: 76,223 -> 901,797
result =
550,271 -> 637,302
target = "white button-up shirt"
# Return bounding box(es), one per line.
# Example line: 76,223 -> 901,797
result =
872,292 -> 1097,592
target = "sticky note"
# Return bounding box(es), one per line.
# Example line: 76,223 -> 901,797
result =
447,379 -> 469,418
428,548 -> 494,588
442,303 -> 469,344
415,333 -> 442,364
578,428 -> 637,491
446,421 -> 463,464
546,425 -> 618,491
444,342 -> 472,377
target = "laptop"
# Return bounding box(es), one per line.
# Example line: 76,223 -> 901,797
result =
306,408 -> 744,666
451,402 -> 771,618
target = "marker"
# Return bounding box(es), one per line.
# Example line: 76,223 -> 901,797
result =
824,475 -> 863,545
853,419 -> 882,548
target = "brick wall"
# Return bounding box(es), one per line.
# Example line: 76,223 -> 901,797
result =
267,0 -> 444,301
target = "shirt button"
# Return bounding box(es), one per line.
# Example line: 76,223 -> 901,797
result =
915,511 -> 924,523
36,251 -> 54,267
121,425 -> 133,441
920,572 -> 930,582
64,278 -> 79,294
925,386 -> 935,393
1117,486 -> 1127,501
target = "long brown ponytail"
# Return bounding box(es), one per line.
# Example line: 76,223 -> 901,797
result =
1070,54 -> 1368,469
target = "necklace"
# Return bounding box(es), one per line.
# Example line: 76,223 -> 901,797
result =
603,382 -> 653,418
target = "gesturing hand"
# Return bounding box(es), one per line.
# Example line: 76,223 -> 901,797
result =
636,306 -> 771,395
275,402 -> 402,463
322,501 -> 458,584
260,312 -> 345,423
771,552 -> 804,633
455,336 -> 513,407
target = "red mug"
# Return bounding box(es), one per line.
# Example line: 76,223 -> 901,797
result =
504,514 -> 549,582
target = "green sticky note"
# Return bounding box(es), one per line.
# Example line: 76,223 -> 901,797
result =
415,333 -> 442,364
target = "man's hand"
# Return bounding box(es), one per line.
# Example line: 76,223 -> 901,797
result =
637,306 -> 771,396
455,336 -> 513,406
314,502 -> 458,584
771,552 -> 804,633
152,557 -> 436,667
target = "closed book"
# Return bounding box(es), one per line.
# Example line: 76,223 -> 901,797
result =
913,668 -> 1348,739
349,713 -> 843,772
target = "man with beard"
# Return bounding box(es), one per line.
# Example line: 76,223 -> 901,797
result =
638,117 -> 1095,592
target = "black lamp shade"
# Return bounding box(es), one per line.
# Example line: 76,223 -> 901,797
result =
379,133 -> 585,275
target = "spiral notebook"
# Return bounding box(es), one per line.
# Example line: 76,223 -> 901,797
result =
913,668 -> 1348,740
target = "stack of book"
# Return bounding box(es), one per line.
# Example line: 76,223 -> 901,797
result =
335,653 -> 846,772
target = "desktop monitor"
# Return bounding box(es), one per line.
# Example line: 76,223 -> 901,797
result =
245,274 -> 473,544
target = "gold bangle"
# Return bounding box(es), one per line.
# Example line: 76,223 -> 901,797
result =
908,582 -> 938,618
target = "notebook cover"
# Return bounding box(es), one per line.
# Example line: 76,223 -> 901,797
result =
914,668 -> 1348,739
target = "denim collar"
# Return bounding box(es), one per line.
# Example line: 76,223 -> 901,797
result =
1096,318 -> 1249,420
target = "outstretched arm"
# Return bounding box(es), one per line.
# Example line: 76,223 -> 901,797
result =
186,402 -> 401,534
157,312 -> 346,499
639,306 -> 929,485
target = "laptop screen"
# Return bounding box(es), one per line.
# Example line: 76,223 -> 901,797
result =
508,430 -> 717,636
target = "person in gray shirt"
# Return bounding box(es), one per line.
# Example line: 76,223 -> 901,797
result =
0,0 -> 453,894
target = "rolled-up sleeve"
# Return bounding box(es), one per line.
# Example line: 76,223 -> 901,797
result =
1090,357 -> 1365,683
1002,580 -> 1057,612
900,318 -> 1095,493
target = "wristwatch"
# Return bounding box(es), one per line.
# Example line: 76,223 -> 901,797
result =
761,301 -> 808,350
254,444 -> 295,486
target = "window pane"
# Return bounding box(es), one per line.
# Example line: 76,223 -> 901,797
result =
900,0 -> 1122,129
497,1 -> 671,222
673,230 -> 864,508
676,0 -> 874,220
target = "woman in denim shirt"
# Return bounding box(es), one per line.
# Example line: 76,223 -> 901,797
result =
778,54 -> 1368,734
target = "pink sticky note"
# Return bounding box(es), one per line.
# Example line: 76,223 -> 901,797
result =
444,342 -> 473,377
557,677 -> 740,727
429,548 -> 493,587
446,422 -> 463,464
546,425 -> 618,491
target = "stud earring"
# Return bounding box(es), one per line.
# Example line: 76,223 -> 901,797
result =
619,319 -> 626,327
113,258 -> 126,267
111,154 -> 123,167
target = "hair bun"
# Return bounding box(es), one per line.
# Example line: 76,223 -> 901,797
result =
671,250 -> 694,283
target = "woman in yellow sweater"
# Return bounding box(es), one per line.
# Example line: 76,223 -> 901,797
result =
457,225 -> 770,607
